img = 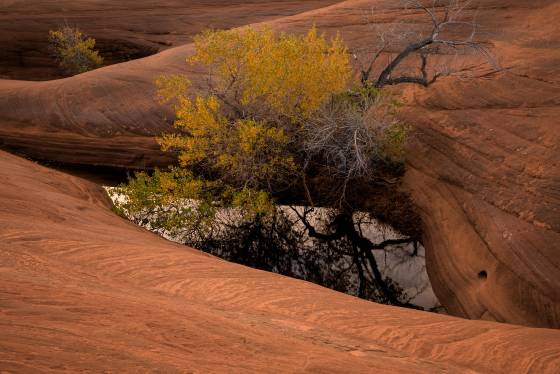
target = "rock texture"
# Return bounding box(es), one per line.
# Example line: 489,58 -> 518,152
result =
399,0 -> 560,327
0,0 -> 339,80
0,0 -> 559,328
1,149 -> 560,372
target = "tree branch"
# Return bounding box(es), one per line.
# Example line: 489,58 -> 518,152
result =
374,37 -> 434,88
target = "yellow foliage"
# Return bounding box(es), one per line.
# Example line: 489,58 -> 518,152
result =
155,74 -> 191,104
117,167 -> 204,212
189,26 -> 351,119
156,25 -> 351,195
231,188 -> 276,219
159,93 -> 294,186
217,119 -> 295,183
159,95 -> 227,166
48,26 -> 103,75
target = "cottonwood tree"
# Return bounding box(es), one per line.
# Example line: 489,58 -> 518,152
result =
116,26 -> 416,307
116,4 -> 493,308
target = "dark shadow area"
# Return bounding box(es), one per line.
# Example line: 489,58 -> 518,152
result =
37,159 -> 133,186
0,38 -> 158,81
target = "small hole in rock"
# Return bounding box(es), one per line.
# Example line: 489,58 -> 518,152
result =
478,270 -> 488,280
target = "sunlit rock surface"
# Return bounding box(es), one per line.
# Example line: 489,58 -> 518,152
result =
2,149 -> 560,372
0,0 -> 559,327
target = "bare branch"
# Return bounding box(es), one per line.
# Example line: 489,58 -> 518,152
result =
360,0 -> 496,89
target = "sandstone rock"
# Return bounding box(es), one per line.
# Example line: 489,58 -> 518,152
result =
0,0 -> 558,327
1,149 -> 560,372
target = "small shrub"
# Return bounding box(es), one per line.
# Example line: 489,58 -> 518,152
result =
48,26 -> 103,75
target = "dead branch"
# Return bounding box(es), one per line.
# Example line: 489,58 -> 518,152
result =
360,0 -> 496,88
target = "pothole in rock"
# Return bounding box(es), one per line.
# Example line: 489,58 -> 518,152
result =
106,187 -> 444,313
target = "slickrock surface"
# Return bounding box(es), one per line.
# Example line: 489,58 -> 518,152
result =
0,0 -> 559,328
0,0 -> 339,80
1,149 -> 560,372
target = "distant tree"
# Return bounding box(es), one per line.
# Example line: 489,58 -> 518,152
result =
48,26 -> 103,75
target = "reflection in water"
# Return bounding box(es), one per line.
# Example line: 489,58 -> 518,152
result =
107,188 -> 442,312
